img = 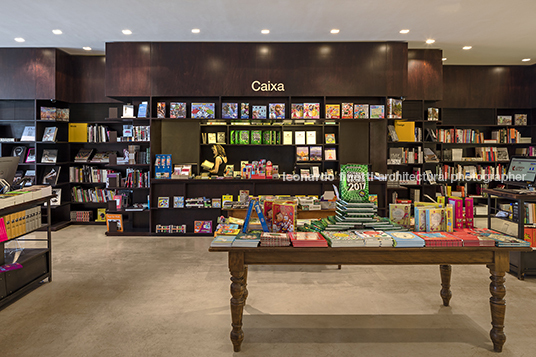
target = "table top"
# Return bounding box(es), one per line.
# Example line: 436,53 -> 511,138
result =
209,246 -> 531,253
483,188 -> 536,200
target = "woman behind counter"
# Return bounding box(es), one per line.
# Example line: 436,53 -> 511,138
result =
208,144 -> 228,176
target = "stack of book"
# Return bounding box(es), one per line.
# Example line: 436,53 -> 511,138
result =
260,232 -> 291,247
214,223 -> 241,236
288,232 -> 328,247
232,232 -> 261,247
387,231 -> 425,247
210,235 -> 236,247
477,232 -> 531,247
355,231 -> 394,247
414,232 -> 463,247
450,229 -> 495,247
322,231 -> 365,247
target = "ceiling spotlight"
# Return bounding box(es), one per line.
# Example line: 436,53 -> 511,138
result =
522,58 -> 531,62
191,28 -> 200,34
122,29 -> 132,35
442,58 -> 447,61
425,39 -> 435,44
14,37 -> 25,42
83,47 -> 92,51
399,29 -> 410,34
52,29 -> 62,35
261,29 -> 270,34
462,46 -> 472,50
330,29 -> 340,34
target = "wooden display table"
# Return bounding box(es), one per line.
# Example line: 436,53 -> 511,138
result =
224,208 -> 336,220
209,246 -> 531,352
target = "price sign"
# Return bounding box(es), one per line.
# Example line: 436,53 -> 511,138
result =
340,164 -> 369,202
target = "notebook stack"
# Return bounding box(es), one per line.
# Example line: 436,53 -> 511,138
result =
289,232 -> 328,247
322,231 -> 365,247
414,232 -> 463,247
210,235 -> 236,247
355,230 -> 394,247
479,233 -> 531,247
324,200 -> 378,231
232,232 -> 261,247
260,232 -> 291,247
450,229 -> 495,247
387,231 -> 425,248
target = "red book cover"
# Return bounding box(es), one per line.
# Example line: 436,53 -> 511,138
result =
449,197 -> 464,229
414,232 -> 463,247
289,232 -> 328,247
0,217 -> 8,242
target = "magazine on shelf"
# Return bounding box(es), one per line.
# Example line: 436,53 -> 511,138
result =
41,149 -> 58,163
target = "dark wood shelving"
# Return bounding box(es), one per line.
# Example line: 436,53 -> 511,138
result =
107,186 -> 150,190
70,221 -> 106,225
69,181 -> 107,185
105,163 -> 150,168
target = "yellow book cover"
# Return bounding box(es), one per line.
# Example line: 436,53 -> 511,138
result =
437,196 -> 446,207
444,205 -> 454,232
394,120 -> 415,142
69,123 -> 88,142
414,202 -> 443,208
5,214 -> 12,239
222,195 -> 233,206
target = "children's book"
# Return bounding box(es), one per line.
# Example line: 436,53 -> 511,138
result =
269,103 -> 285,119
251,130 -> 262,145
194,220 -> 212,234
240,103 -> 250,119
222,103 -> 238,119
427,107 -> 439,121
389,203 -> 411,228
170,102 -> 186,118
324,148 -> 337,160
158,197 -> 170,208
325,133 -> 336,144
291,103 -> 304,119
272,203 -> 296,233
497,115 -> 512,125
310,146 -> 322,161
514,114 -> 527,125
252,105 -> 267,119
387,98 -> 402,118
370,105 -> 385,119
191,103 -> 215,119
106,214 -> 123,232
173,196 -> 184,208
157,102 -> 166,118
303,103 -> 320,119
354,104 -> 369,119
296,146 -> 309,161
341,103 -> 353,119
325,104 -> 340,119
239,130 -> 250,144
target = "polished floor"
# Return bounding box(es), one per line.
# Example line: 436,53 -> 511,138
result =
1,225 -> 535,357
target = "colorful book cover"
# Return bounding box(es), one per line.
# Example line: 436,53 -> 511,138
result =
106,214 -> 123,232
170,102 -> 186,118
239,130 -> 250,144
269,103 -> 285,119
389,203 -> 411,228
444,205 -> 454,232
241,103 -> 250,119
341,103 -> 353,119
514,114 -> 527,125
157,102 -> 166,118
387,98 -> 402,118
464,197 -> 474,228
0,217 -> 7,242
222,195 -> 233,206
448,197 -> 464,229
368,194 -> 378,207
252,105 -> 267,119
310,146 -> 322,161
222,103 -> 238,119
251,130 -> 262,145
370,105 -> 385,119
354,104 -> 369,119
158,197 -> 169,208
324,148 -> 337,160
173,196 -> 184,208
272,203 -> 296,233
296,146 -> 309,161
426,208 -> 444,232
325,104 -> 340,119
428,107 -> 439,121
414,206 -> 428,232
325,133 -> 336,144
194,220 -> 212,234
303,103 -> 320,119
191,103 -> 215,118
291,103 -> 304,119
497,115 -> 512,125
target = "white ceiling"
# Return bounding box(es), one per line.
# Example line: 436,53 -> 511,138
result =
1,0 -> 535,65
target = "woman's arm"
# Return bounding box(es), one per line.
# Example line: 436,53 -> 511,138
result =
209,156 -> 222,174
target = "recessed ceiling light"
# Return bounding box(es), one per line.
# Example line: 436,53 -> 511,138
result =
462,46 -> 472,50
122,29 -> 132,35
83,47 -> 92,51
399,29 -> 410,34
52,29 -> 62,35
425,39 -> 435,44
191,28 -> 200,34
442,57 -> 447,61
14,37 -> 25,43
522,58 -> 531,62
330,29 -> 340,34
261,29 -> 270,34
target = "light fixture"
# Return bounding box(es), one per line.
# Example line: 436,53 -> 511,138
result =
399,29 -> 410,34
330,29 -> 340,34
522,58 -> 531,62
83,47 -> 92,51
52,29 -> 62,35
14,37 -> 25,42
425,39 -> 435,44
462,46 -> 472,50
191,28 -> 200,34
122,29 -> 132,35
442,58 -> 447,61
261,29 -> 270,34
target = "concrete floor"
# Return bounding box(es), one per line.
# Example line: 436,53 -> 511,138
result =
1,225 -> 535,357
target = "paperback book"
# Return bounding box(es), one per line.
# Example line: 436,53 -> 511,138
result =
222,103 -> 238,119
303,103 -> 320,119
370,105 -> 385,119
310,146 -> 322,161
252,105 -> 267,119
324,148 -> 337,160
170,102 -> 186,118
325,104 -> 340,119
291,103 -> 304,119
42,166 -> 61,186
240,103 -> 250,119
387,98 -> 402,118
41,149 -> 58,163
354,104 -> 369,119
296,146 -> 309,161
341,103 -> 353,119
269,103 -> 285,119
157,102 -> 166,118
325,133 -> 336,144
191,103 -> 215,119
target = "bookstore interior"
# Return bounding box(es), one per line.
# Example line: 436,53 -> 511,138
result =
1,41 -> 536,353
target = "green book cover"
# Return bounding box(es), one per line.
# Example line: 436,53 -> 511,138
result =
263,131 -> 271,144
251,130 -> 262,145
239,130 -> 250,145
230,130 -> 235,145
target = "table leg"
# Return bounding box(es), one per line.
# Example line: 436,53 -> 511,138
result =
488,265 -> 507,352
243,265 -> 249,302
229,252 -> 246,352
439,264 -> 452,306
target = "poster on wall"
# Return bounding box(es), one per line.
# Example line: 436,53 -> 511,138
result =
339,164 -> 369,202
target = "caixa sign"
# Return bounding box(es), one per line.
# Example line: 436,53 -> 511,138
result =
251,80 -> 285,92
